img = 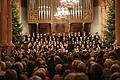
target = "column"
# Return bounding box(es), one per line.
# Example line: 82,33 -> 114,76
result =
7,0 -> 14,54
36,23 -> 39,33
0,0 -> 8,48
65,23 -> 71,32
68,23 -> 71,32
0,19 -> 1,59
100,0 -> 108,38
51,0 -> 56,32
115,0 -> 120,46
51,23 -> 56,32
82,22 -> 85,36
0,0 -> 8,60
0,0 -> 2,44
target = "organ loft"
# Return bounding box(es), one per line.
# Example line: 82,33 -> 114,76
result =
27,0 -> 93,34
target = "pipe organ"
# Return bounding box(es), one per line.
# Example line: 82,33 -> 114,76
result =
27,0 -> 93,23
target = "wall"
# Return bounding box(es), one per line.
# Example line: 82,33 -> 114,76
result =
91,0 -> 102,36
21,0 -> 29,35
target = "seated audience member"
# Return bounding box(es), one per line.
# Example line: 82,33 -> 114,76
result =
30,75 -> 42,80
88,63 -> 104,80
64,73 -> 76,80
52,74 -> 63,80
75,73 -> 89,80
110,72 -> 120,80
5,69 -> 18,80
110,64 -> 120,73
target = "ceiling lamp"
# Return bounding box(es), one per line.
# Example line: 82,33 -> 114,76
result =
54,6 -> 70,20
60,0 -> 79,8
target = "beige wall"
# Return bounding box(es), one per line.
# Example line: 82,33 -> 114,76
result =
91,0 -> 108,37
20,0 -> 29,35
21,6 -> 29,34
91,5 -> 102,36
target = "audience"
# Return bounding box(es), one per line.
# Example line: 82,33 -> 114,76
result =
0,32 -> 120,80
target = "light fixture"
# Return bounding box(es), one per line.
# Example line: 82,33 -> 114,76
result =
54,6 -> 70,20
60,0 -> 79,8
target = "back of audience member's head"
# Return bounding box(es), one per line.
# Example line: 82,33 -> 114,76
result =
20,73 -> 28,80
55,64 -> 63,74
0,66 -> 5,80
52,74 -> 63,80
89,63 -> 104,80
104,58 -> 113,68
64,73 -> 76,80
30,75 -> 42,80
75,73 -> 89,80
33,68 -> 46,80
5,69 -> 18,80
87,57 -> 95,64
72,60 -> 81,71
67,56 -> 73,64
54,56 -> 63,64
10,57 -> 15,63
0,61 -> 6,71
13,62 -> 24,75
110,64 -> 120,73
109,51 -> 117,60
5,61 -> 13,69
86,58 -> 96,71
21,61 -> 27,72
110,72 -> 120,80
76,61 -> 86,73
4,56 -> 10,61
62,69 -> 71,78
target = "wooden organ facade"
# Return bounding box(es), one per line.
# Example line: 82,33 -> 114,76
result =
27,0 -> 93,33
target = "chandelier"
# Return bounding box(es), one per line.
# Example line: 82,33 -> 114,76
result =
60,0 -> 79,8
54,6 -> 70,20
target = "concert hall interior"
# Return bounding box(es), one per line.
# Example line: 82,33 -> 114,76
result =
0,0 -> 120,80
